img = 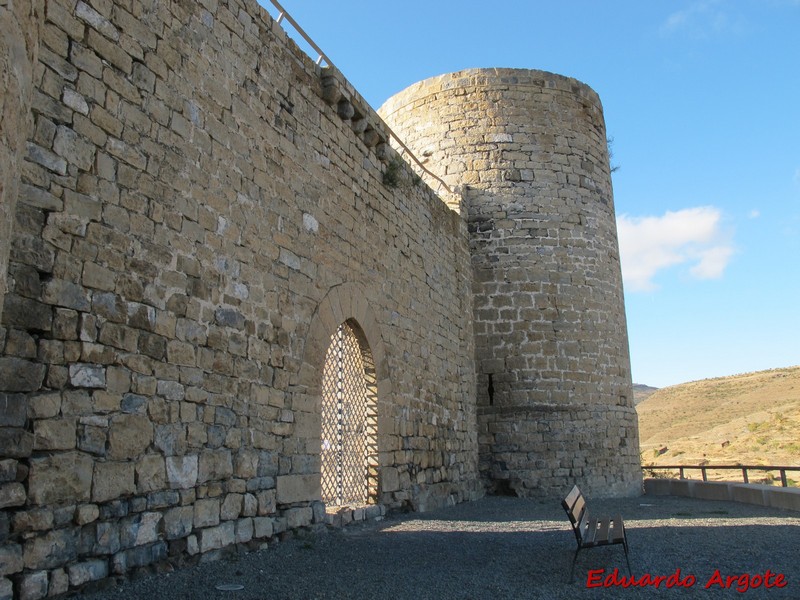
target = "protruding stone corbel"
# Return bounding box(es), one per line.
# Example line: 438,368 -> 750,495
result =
375,142 -> 390,162
351,117 -> 367,135
362,128 -> 381,148
337,99 -> 354,120
320,67 -> 340,104
321,79 -> 341,105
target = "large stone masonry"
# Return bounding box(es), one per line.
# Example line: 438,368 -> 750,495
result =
0,0 -> 643,597
0,0 -> 480,597
380,69 -> 642,498
0,0 -> 43,326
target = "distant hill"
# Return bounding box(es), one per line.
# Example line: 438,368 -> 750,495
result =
632,383 -> 659,405
636,366 -> 800,482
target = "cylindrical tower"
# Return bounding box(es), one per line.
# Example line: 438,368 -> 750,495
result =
379,68 -> 641,498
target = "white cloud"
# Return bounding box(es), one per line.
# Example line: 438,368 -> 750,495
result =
661,0 -> 747,37
617,207 -> 735,292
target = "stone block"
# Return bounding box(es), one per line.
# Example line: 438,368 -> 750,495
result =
730,483 -> 768,507
28,391 -> 61,419
68,558 -> 109,586
120,511 -> 162,548
198,521 -> 235,553
75,504 -> 100,525
166,455 -> 198,489
220,493 -> 243,520
194,498 -> 220,528
256,489 -> 276,515
5,329 -> 36,360
163,505 -> 194,539
198,449 -> 233,483
381,467 -> 400,493
94,522 -> 121,555
146,490 -> 179,509
42,279 -> 91,312
92,461 -> 135,503
78,423 -> 107,455
0,394 -> 26,426
53,125 -> 95,171
0,357 -> 46,392
0,577 -> 11,600
12,508 -> 54,533
234,448 -> 259,479
0,459 -> 17,483
242,493 -> 258,517
23,529 -> 78,570
135,454 -> 166,493
98,322 -> 138,351
235,518 -> 253,544
186,534 -> 199,555
0,427 -> 32,458
766,487 -> 800,512
312,501 -> 327,524
121,393 -> 147,414
28,452 -> 93,504
69,363 -> 106,388
0,483 -> 26,509
107,413 -> 152,460
276,474 -> 319,505
692,481 -> 732,502
63,88 -> 90,115
32,418 -> 76,450
0,543 -> 22,576
18,570 -> 48,600
62,390 -> 92,415
285,506 -> 312,529
214,308 -> 244,330
154,423 -> 187,456
667,478 -> 693,498
111,542 -> 167,575
166,340 -> 196,366
253,516 -> 273,539
49,569 -> 70,597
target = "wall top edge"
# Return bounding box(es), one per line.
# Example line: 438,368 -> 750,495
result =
378,67 -> 602,119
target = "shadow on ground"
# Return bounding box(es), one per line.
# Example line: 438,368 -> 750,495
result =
81,495 -> 800,600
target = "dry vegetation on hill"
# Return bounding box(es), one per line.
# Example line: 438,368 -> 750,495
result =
636,366 -> 800,484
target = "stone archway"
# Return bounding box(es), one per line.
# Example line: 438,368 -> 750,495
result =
293,282 -> 390,511
320,319 -> 378,507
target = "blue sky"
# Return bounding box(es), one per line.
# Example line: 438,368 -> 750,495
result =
261,1 -> 800,388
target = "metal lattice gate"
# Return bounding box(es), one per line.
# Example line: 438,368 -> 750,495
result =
321,321 -> 374,507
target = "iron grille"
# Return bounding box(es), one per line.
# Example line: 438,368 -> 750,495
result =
321,322 -> 369,506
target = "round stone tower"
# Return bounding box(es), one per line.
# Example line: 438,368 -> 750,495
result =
379,68 -> 641,498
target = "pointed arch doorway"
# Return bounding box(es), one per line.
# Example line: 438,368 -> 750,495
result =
320,319 -> 378,508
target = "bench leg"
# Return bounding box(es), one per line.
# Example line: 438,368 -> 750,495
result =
569,547 -> 580,583
622,524 -> 632,576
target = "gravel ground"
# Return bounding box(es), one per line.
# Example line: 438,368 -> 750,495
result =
79,494 -> 800,599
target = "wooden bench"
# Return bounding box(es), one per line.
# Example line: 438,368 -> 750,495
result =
561,485 -> 631,581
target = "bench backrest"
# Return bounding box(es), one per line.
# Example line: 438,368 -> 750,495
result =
562,484 -> 589,546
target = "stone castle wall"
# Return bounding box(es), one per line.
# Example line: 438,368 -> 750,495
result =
0,0 -> 481,596
0,1 -> 642,598
380,69 -> 641,498
0,0 -> 43,327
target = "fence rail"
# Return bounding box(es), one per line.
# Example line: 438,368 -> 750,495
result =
642,464 -> 800,488
269,0 -> 333,67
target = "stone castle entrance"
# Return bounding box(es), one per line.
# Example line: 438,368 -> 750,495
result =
321,320 -> 379,508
